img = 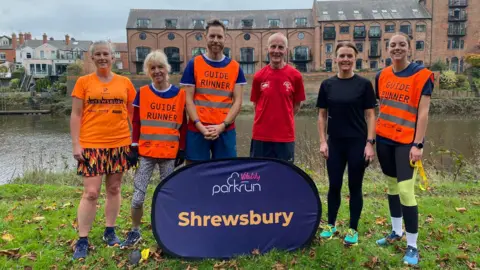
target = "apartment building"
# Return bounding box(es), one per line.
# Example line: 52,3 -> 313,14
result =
126,0 -> 478,74
0,34 -> 16,64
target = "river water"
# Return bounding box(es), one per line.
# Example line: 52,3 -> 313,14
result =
1,114 -> 480,184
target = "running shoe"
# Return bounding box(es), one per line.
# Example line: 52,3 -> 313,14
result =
403,245 -> 419,265
72,239 -> 88,260
120,230 -> 142,249
319,224 -> 337,239
376,231 -> 404,246
344,228 -> 359,246
103,229 -> 121,247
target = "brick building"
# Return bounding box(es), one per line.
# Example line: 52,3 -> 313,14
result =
125,0 -> 477,74
0,34 -> 17,64
113,42 -> 129,71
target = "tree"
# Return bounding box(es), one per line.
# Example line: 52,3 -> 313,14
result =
66,60 -> 84,76
464,39 -> 480,97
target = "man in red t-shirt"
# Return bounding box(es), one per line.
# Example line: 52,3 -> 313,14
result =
249,32 -> 306,162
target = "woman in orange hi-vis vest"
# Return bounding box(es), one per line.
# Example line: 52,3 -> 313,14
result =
120,50 -> 187,249
70,41 -> 137,260
374,32 -> 434,266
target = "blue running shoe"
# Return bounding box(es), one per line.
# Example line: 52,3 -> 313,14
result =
320,224 -> 337,239
403,245 -> 419,265
103,229 -> 121,247
120,230 -> 142,249
72,239 -> 88,260
376,231 -> 403,246
344,228 -> 359,246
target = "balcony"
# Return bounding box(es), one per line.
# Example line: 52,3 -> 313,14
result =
323,31 -> 336,40
236,54 -> 259,63
449,0 -> 467,7
448,28 -> 466,36
399,28 -> 413,38
448,13 -> 467,22
290,52 -> 312,62
165,23 -> 177,29
368,29 -> 382,39
354,30 -> 366,39
31,70 -> 51,78
368,49 -> 381,58
131,53 -> 149,62
166,55 -> 184,63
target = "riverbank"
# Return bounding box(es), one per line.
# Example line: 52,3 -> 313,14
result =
0,167 -> 478,269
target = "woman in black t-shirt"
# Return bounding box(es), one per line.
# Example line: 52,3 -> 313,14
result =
316,42 -> 377,246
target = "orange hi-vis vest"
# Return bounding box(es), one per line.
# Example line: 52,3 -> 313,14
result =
138,86 -> 185,159
376,66 -> 434,144
193,55 -> 239,124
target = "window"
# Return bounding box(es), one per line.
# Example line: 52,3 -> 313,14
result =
293,46 -> 309,61
136,18 -> 150,28
164,47 -> 181,73
268,19 -> 280,28
0,53 -> 5,60
51,50 -> 56,58
25,52 -> 31,59
338,11 -> 344,14
221,19 -> 229,27
223,48 -> 231,58
391,9 -> 397,13
340,26 -> 350,34
326,43 -> 333,53
168,33 -> 175,40
244,33 -> 251,41
135,47 -> 150,61
354,10 -> 359,14
325,59 -> 332,72
448,38 -> 465,49
400,24 -> 411,35
240,47 -> 255,62
242,19 -> 253,28
451,57 -> 459,72
193,19 -> 205,29
448,22 -> 466,35
370,61 -> 378,69
386,58 -> 392,66
295,17 -> 307,27
139,32 -> 147,40
356,43 -> 363,52
385,40 -> 389,50
354,26 -> 366,38
165,19 -> 177,28
356,59 -> 362,69
416,24 -> 426,32
323,26 -> 336,40
192,47 -> 206,56
298,32 -> 305,40
369,26 -> 381,38
195,33 -> 203,41
385,24 -> 395,33
370,40 -> 380,56
416,41 -> 425,50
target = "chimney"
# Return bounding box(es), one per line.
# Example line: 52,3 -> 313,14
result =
19,32 -> 24,45
11,33 -> 17,49
25,32 -> 31,41
43,33 -> 47,44
65,34 -> 70,45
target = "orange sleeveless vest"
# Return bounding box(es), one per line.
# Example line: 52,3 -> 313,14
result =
193,55 -> 239,124
138,85 -> 185,159
376,66 -> 433,144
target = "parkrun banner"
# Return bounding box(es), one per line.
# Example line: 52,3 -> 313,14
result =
151,158 -> 321,259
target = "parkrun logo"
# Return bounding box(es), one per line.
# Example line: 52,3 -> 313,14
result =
212,172 -> 261,196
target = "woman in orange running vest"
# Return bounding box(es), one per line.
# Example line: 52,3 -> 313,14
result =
70,40 -> 137,259
120,50 -> 187,248
374,32 -> 434,266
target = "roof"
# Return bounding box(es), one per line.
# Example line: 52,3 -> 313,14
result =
17,40 -> 92,51
0,45 -> 13,50
113,43 -> 128,52
315,0 -> 432,22
126,9 -> 314,29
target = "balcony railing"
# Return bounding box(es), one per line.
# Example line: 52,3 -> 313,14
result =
399,28 -> 413,38
165,23 -> 177,29
166,55 -> 184,63
236,54 -> 259,63
449,0 -> 467,7
131,53 -> 150,62
448,28 -> 467,36
448,13 -> 468,22
353,30 -> 366,39
31,70 -> 50,77
368,49 -> 382,58
290,53 -> 312,62
323,31 -> 336,40
368,29 -> 382,39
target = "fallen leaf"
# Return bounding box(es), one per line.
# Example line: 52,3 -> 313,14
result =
425,215 -> 434,223
455,207 -> 467,213
251,249 -> 260,255
117,259 -> 127,268
436,254 -> 450,262
447,224 -> 455,233
33,216 -> 45,221
42,205 -> 56,211
71,219 -> 78,230
363,256 -> 380,269
375,217 -> 387,226
458,242 -> 469,251
272,262 -> 286,270
467,261 -> 477,270
0,248 -> 21,259
58,224 -> 66,229
61,203 -> 72,208
24,266 -> 32,270
213,261 -> 227,269
290,256 -> 297,266
50,265 -> 58,270
3,213 -> 14,222
186,265 -> 198,270
456,254 -> 469,260
21,252 -> 37,261
1,233 -> 14,242
309,248 -> 316,259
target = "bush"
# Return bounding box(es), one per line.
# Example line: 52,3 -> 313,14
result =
51,81 -> 67,95
66,61 -> 83,76
35,78 -> 51,92
471,67 -> 480,79
0,66 -> 8,73
9,78 -> 20,88
439,70 -> 458,90
431,60 -> 448,72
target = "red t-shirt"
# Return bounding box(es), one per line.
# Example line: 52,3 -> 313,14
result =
250,64 -> 306,142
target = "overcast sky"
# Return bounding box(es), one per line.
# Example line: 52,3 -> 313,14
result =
1,0 -> 321,43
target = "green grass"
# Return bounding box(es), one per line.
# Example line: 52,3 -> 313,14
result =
0,170 -> 479,269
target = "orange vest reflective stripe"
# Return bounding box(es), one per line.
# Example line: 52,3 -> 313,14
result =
138,86 -> 185,159
193,55 -> 239,124
376,66 -> 433,144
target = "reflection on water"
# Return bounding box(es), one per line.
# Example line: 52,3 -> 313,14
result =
1,114 -> 479,184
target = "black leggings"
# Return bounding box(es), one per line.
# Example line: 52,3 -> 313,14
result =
326,137 -> 366,230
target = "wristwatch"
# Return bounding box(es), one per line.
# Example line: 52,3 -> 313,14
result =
367,139 -> 376,145
223,121 -> 231,129
412,142 -> 424,149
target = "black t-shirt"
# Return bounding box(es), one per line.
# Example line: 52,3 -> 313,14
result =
316,74 -> 377,139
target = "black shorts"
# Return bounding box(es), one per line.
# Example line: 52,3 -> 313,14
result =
249,139 -> 295,163
376,142 -> 414,182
